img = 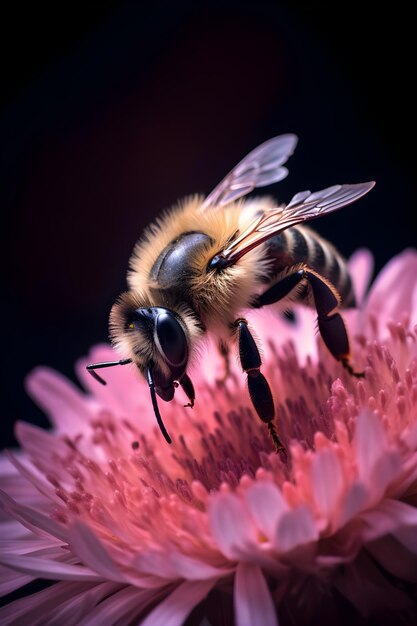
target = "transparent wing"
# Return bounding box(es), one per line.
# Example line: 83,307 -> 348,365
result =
200,134 -> 298,212
221,181 -> 375,263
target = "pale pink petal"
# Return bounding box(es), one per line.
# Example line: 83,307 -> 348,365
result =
311,448 -> 343,519
0,454 -> 20,479
14,422 -> 70,461
360,499 -> 417,542
44,582 -> 123,626
244,481 -> 288,539
208,492 -> 257,559
0,475 -> 44,509
355,411 -> 387,483
0,537 -> 60,555
234,562 -> 278,626
348,248 -> 374,304
68,522 -> 127,583
392,524 -> 417,554
366,249 -> 417,336
412,280 -> 417,327
338,482 -> 370,527
0,520 -> 33,540
5,449 -> 59,504
76,345 -> 151,420
276,505 -> 318,553
168,551 -> 232,580
369,451 -> 402,500
78,585 -> 160,626
132,550 -> 181,579
140,580 -> 216,626
133,549 -> 231,580
6,443 -> 94,495
0,554 -> 104,581
0,581 -> 111,625
0,491 -> 67,542
25,367 -> 93,433
0,565 -> 33,596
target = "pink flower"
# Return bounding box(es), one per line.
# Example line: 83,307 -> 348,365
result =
1,249 -> 417,625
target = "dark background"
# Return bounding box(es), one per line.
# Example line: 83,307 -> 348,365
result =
2,1 -> 415,447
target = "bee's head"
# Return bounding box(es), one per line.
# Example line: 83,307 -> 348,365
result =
109,292 -> 190,397
86,292 -> 199,444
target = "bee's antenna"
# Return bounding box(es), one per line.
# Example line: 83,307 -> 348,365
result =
147,368 -> 172,444
86,358 -> 133,385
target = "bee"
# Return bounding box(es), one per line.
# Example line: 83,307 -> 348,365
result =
87,135 -> 374,451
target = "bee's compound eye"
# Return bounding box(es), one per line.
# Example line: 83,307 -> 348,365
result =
155,312 -> 187,367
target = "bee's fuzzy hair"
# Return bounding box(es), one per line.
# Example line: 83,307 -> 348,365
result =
109,290 -> 153,368
128,195 -> 273,338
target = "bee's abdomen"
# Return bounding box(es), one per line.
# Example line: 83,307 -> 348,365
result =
264,226 -> 356,307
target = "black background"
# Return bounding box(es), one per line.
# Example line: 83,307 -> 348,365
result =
2,1 -> 415,448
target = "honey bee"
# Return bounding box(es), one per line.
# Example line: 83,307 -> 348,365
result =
87,135 -> 374,451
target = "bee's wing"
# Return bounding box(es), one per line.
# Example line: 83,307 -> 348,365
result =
200,134 -> 298,212
221,181 -> 375,263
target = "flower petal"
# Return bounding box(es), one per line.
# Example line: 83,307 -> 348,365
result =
355,411 -> 387,483
208,492 -> 257,559
276,505 -> 318,553
366,249 -> 417,337
0,537 -> 59,555
77,585 -> 159,626
5,448 -> 58,504
348,248 -> 374,304
41,582 -> 122,626
76,345 -> 151,420
338,482 -> 370,528
234,562 -> 278,626
360,499 -> 417,542
311,448 -> 343,519
0,553 -> 104,581
68,522 -> 127,583
244,481 -> 288,540
133,549 -> 231,581
392,524 -> 417,554
26,367 -> 93,433
140,579 -> 216,626
0,581 -> 114,625
0,490 -> 67,542
0,565 -> 33,597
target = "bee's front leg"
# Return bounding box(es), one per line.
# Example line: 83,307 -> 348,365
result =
233,318 -> 285,453
180,373 -> 195,408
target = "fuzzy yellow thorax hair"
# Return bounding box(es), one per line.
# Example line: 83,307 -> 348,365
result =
127,196 -> 271,334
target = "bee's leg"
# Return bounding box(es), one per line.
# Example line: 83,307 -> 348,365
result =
253,266 -> 362,377
305,269 -> 364,378
180,373 -> 195,408
252,268 -> 306,308
252,267 -> 364,378
216,340 -> 231,383
234,318 -> 285,453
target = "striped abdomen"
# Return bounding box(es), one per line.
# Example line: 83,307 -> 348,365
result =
263,225 -> 355,307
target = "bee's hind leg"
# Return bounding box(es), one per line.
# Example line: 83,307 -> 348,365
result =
234,318 -> 285,454
253,266 -> 363,377
305,269 -> 364,378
